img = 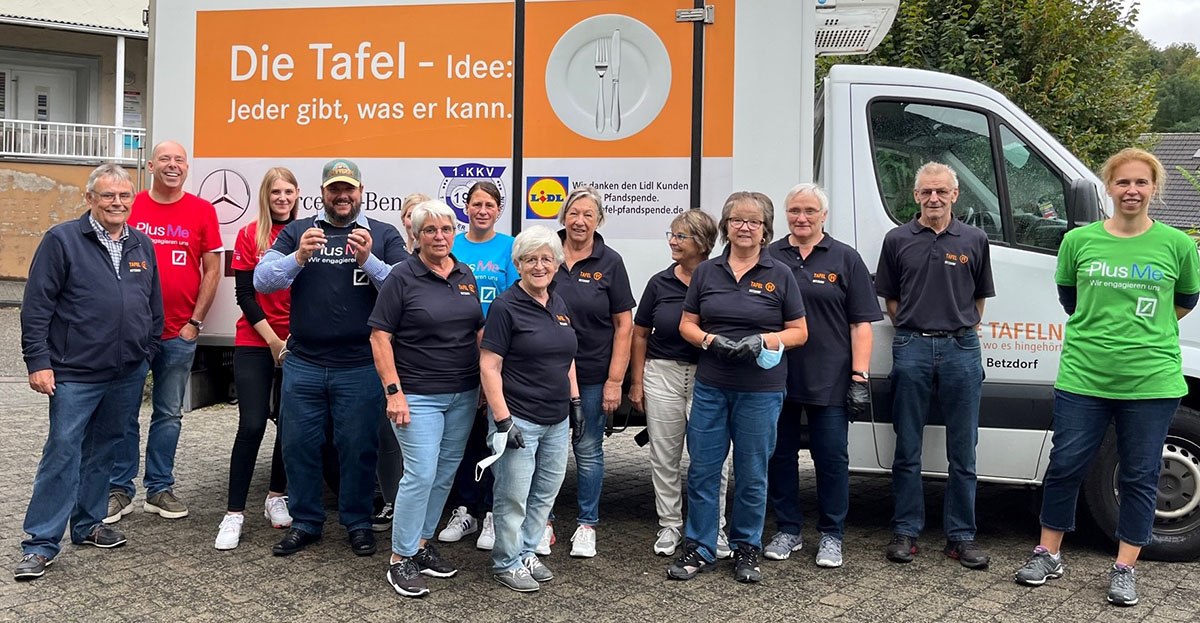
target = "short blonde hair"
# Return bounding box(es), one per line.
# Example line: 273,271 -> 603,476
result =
670,210 -> 718,257
1101,148 -> 1166,202
558,186 -> 606,227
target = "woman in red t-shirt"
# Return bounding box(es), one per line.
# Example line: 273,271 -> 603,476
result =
214,167 -> 298,550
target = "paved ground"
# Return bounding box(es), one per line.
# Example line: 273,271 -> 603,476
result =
0,307 -> 1198,622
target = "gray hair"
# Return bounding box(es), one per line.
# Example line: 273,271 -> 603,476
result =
410,200 -> 457,236
784,183 -> 829,213
511,225 -> 565,266
718,191 -> 774,246
913,162 -> 959,191
86,163 -> 134,194
558,186 -> 606,227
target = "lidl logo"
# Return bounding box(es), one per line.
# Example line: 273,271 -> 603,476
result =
526,177 -> 569,219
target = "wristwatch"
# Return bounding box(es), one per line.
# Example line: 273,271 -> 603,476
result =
851,370 -> 870,380
385,383 -> 401,396
701,334 -> 711,350
187,318 -> 204,330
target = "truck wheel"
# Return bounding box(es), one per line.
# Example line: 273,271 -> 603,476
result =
1082,405 -> 1200,562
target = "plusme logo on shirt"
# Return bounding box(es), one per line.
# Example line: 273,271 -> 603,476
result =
171,250 -> 187,266
1136,297 -> 1158,318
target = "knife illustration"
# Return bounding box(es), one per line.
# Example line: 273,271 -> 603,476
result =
610,29 -> 621,133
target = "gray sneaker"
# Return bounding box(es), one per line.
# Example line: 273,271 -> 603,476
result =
716,528 -> 733,559
522,555 -> 553,582
144,490 -> 188,519
763,531 -> 803,561
1014,546 -> 1064,586
1107,564 -> 1138,606
815,534 -> 843,568
103,490 -> 133,524
494,566 -> 540,592
653,526 -> 682,556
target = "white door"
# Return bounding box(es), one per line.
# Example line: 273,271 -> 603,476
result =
11,66 -> 76,122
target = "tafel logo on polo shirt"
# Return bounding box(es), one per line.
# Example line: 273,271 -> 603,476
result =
578,271 -> 602,283
944,252 -> 968,266
812,272 -> 837,284
127,260 -> 147,272
749,280 -> 764,294
457,283 -> 477,296
556,314 -> 571,326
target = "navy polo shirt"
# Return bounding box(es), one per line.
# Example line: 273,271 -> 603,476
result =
634,264 -> 699,364
367,255 -> 484,394
273,215 -> 407,367
481,283 -> 578,426
552,230 -> 636,385
769,234 -> 883,405
875,216 -> 995,331
683,248 -> 806,392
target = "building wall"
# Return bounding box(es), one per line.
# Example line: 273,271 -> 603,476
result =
0,161 -> 137,279
0,24 -> 148,126
0,1 -> 149,33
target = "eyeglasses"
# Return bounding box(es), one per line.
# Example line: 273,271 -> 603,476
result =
728,218 -> 764,230
786,208 -> 823,217
420,226 -> 456,237
94,192 -> 134,203
665,231 -> 695,241
917,188 -> 954,199
519,255 -> 556,267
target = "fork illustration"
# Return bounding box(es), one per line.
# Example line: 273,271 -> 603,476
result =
594,38 -> 609,132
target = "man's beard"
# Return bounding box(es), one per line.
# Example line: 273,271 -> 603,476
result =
325,201 -> 362,227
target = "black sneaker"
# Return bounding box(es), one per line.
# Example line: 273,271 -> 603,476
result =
371,502 -> 394,533
412,544 -> 458,578
80,525 -> 127,549
944,539 -> 990,569
386,558 -> 430,598
667,539 -> 712,581
14,553 -> 53,580
886,534 -> 918,563
732,545 -> 762,583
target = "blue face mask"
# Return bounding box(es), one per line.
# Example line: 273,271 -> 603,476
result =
756,336 -> 784,369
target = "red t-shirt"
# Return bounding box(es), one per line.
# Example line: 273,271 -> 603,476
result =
128,191 -> 223,339
232,222 -> 291,347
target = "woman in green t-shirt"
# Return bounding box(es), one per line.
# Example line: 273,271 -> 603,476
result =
1013,149 -> 1200,607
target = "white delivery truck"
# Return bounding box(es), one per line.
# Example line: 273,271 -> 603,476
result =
148,0 -> 1200,560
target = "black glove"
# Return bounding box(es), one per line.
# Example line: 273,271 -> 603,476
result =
495,416 -> 526,449
708,335 -> 743,361
730,335 -> 763,361
569,397 -> 585,445
846,379 -> 870,415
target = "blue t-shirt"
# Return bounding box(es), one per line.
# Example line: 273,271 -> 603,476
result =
454,232 -> 518,315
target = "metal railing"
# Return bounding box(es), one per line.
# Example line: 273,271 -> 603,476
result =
0,119 -> 145,165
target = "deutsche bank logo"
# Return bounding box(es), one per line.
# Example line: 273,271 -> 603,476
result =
1136,297 -> 1158,318
171,250 -> 187,266
480,286 -> 497,303
353,269 -> 369,286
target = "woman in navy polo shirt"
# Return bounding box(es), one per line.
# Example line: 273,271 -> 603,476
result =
669,191 -> 808,584
764,183 -> 881,569
368,200 -> 484,599
629,210 -> 732,558
479,226 -> 581,593
550,187 -> 636,558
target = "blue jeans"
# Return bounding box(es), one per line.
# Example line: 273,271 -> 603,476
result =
768,402 -> 849,539
390,389 -> 478,557
889,329 -> 983,541
1040,389 -> 1179,546
279,356 -> 382,535
684,379 -> 784,562
111,336 -> 196,497
571,382 -> 606,526
23,361 -> 148,559
491,417 -> 569,572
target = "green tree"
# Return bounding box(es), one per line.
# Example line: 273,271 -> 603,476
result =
820,0 -> 1157,168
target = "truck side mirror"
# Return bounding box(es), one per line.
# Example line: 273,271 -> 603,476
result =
1065,179 -> 1101,231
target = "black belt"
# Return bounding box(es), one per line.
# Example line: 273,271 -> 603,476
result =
911,327 -> 972,338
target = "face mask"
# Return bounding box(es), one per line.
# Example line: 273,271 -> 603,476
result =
474,428 -> 510,481
756,335 -> 784,369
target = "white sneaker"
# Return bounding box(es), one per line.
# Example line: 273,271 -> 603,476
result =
438,506 -> 479,543
263,495 -> 292,529
654,526 -> 682,556
214,514 -> 244,550
536,522 -> 555,556
476,512 -> 495,550
716,529 -> 733,559
570,524 -> 596,558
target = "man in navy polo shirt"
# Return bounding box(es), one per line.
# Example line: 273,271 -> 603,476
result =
16,164 -> 162,581
255,159 -> 408,557
875,162 -> 995,570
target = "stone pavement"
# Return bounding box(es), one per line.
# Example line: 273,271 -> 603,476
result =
0,313 -> 1198,622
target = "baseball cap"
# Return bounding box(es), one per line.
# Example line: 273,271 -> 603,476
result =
321,159 -> 362,188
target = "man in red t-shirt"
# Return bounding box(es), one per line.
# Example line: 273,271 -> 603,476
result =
106,140 -> 223,523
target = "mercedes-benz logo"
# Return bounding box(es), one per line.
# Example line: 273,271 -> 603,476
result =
198,169 -> 251,225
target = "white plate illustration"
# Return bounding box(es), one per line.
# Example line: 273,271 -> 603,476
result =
545,14 -> 672,141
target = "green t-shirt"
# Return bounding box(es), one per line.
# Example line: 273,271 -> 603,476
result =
1055,220 -> 1200,399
